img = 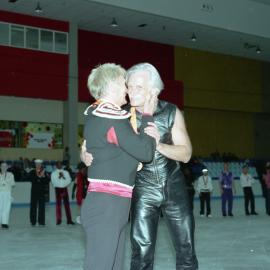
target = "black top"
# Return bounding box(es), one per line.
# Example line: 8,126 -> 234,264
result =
28,169 -> 50,192
84,102 -> 155,187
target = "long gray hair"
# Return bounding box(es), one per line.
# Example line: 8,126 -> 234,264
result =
126,63 -> 164,95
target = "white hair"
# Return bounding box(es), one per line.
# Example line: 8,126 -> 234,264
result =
126,63 -> 164,95
87,63 -> 126,100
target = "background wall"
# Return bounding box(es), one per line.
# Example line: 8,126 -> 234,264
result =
254,63 -> 270,159
0,96 -> 88,161
0,11 -> 183,162
175,47 -> 264,158
1,10 -> 269,161
77,30 -> 183,108
0,96 -> 88,125
184,108 -> 254,158
0,46 -> 68,100
0,11 -> 69,101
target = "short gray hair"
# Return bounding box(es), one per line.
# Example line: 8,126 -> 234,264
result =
87,63 -> 126,100
126,63 -> 164,95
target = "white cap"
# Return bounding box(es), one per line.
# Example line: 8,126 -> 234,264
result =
34,159 -> 43,164
202,168 -> 208,173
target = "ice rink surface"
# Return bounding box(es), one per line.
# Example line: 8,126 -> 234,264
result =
1,197 -> 269,270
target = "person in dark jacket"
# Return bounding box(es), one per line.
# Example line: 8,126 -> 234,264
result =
182,164 -> 196,211
29,159 -> 50,226
80,63 -> 157,270
72,162 -> 88,224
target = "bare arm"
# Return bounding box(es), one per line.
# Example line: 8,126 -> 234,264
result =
80,140 -> 93,166
156,108 -> 192,163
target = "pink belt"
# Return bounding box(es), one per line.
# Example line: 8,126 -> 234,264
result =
87,178 -> 133,198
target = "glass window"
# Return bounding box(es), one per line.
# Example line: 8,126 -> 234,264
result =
40,30 -> 53,51
26,27 -> 39,49
11,25 -> 24,47
0,22 -> 9,45
3,23 -> 68,54
54,32 -> 67,53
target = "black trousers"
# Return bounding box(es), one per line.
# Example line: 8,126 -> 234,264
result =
243,187 -> 255,214
187,188 -> 195,211
30,190 -> 45,225
199,192 -> 211,215
130,170 -> 198,270
266,188 -> 270,215
81,192 -> 131,270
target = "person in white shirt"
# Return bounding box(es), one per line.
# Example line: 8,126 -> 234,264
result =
51,161 -> 75,225
197,168 -> 213,217
0,162 -> 15,229
240,165 -> 258,216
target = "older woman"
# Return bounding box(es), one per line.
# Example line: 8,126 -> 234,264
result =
81,63 -> 157,270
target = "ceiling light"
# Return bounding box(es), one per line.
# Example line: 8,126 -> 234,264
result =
190,33 -> 197,42
244,42 -> 262,54
110,18 -> 118,27
35,2 -> 43,14
138,23 -> 147,28
256,46 -> 261,54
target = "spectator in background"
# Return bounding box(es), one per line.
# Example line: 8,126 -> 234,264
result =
182,164 -> 196,210
197,168 -> 213,218
0,162 -> 15,229
210,150 -> 222,161
191,157 -> 205,179
263,163 -> 270,216
219,162 -> 236,217
64,161 -> 75,181
72,162 -> 88,224
51,161 -> 75,225
9,160 -> 22,181
240,165 -> 258,216
20,158 -> 33,181
29,159 -> 50,226
23,158 -> 33,173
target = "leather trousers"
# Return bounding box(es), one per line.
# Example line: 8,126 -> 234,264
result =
130,169 -> 198,270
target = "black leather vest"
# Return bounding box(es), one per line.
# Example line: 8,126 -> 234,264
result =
136,100 -> 180,184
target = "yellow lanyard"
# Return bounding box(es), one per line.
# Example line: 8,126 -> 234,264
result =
130,107 -> 138,133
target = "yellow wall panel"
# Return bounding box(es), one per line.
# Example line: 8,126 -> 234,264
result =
175,47 -> 262,157
185,88 -> 261,112
174,47 -> 262,112
185,108 -> 254,158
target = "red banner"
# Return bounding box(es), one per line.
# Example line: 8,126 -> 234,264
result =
0,130 -> 14,147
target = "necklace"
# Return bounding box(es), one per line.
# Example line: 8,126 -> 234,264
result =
203,176 -> 208,186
